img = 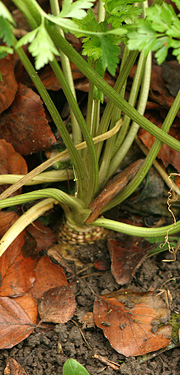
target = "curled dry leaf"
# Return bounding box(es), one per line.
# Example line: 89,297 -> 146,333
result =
0,83 -> 56,155
0,56 -> 18,114
108,237 -> 152,285
4,358 -> 27,375
0,296 -> 36,349
93,289 -> 172,357
86,159 -> 144,223
30,255 -> 68,299
38,285 -> 76,323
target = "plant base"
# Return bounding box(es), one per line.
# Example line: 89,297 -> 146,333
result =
58,220 -> 108,245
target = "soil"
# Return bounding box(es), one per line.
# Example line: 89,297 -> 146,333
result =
0,235 -> 180,374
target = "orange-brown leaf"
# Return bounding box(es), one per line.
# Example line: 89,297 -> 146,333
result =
38,285 -> 76,323
0,296 -> 36,349
30,256 -> 68,299
0,56 -> 18,114
0,83 -> 56,155
93,289 -> 172,357
0,140 -> 27,195
108,238 -> 152,285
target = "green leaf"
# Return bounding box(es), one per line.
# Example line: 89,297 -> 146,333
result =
146,3 -> 176,32
16,21 -> 60,70
63,359 -> 90,375
127,20 -> 157,51
59,0 -> 95,19
100,35 -> 120,76
0,45 -> 13,58
0,16 -> 14,46
0,1 -> 16,25
172,0 -> 180,11
16,28 -> 39,49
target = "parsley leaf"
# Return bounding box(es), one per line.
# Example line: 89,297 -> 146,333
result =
16,21 -> 59,70
127,0 -> 180,65
59,0 -> 95,19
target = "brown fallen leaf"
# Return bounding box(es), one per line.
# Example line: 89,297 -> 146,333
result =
4,358 -> 27,375
38,285 -> 76,323
93,289 -> 172,357
27,220 -> 57,251
0,211 -> 36,297
0,55 -> 18,114
30,255 -> 68,299
0,83 -> 56,155
139,114 -> 180,171
108,237 -> 152,285
0,139 -> 27,195
0,296 -> 36,349
86,159 -> 144,223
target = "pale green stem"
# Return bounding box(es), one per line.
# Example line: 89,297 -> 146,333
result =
0,199 -> 57,257
99,50 -> 150,188
106,51 -> 152,181
0,188 -> 91,225
0,170 -> 74,185
92,217 -> 180,237
49,0 -> 82,144
49,57 -> 99,203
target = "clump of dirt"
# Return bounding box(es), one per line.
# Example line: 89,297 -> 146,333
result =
0,240 -> 179,374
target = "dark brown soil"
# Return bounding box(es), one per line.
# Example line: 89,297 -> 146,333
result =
0,237 -> 180,375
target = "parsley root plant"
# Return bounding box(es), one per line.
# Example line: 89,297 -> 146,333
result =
0,0 -> 180,255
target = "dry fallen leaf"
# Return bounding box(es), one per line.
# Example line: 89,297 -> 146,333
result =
30,255 -> 68,299
93,289 -> 172,357
0,139 -> 27,195
86,159 -> 144,223
4,358 -> 27,375
27,220 -> 57,251
139,113 -> 180,171
0,55 -> 18,114
38,285 -> 76,323
0,83 -> 56,155
108,237 -> 152,285
0,296 -> 36,349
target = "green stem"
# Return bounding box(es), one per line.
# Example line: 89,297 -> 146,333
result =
106,51 -> 152,180
0,170 -> 74,185
14,43 -> 89,201
49,0 -> 82,145
92,217 -> 180,237
49,57 -> 99,202
99,50 -> 149,188
95,50 -> 138,161
47,28 -> 180,152
0,189 -> 91,225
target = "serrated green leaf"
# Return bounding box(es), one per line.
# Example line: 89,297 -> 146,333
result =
63,359 -> 90,375
0,1 -> 16,25
0,16 -> 14,46
100,35 -> 120,76
29,22 -> 60,69
59,0 -> 95,19
127,20 -> 157,51
0,45 -> 13,59
155,45 -> 169,64
16,28 -> 39,49
167,20 -> 180,38
147,3 -> 176,32
172,0 -> 180,11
